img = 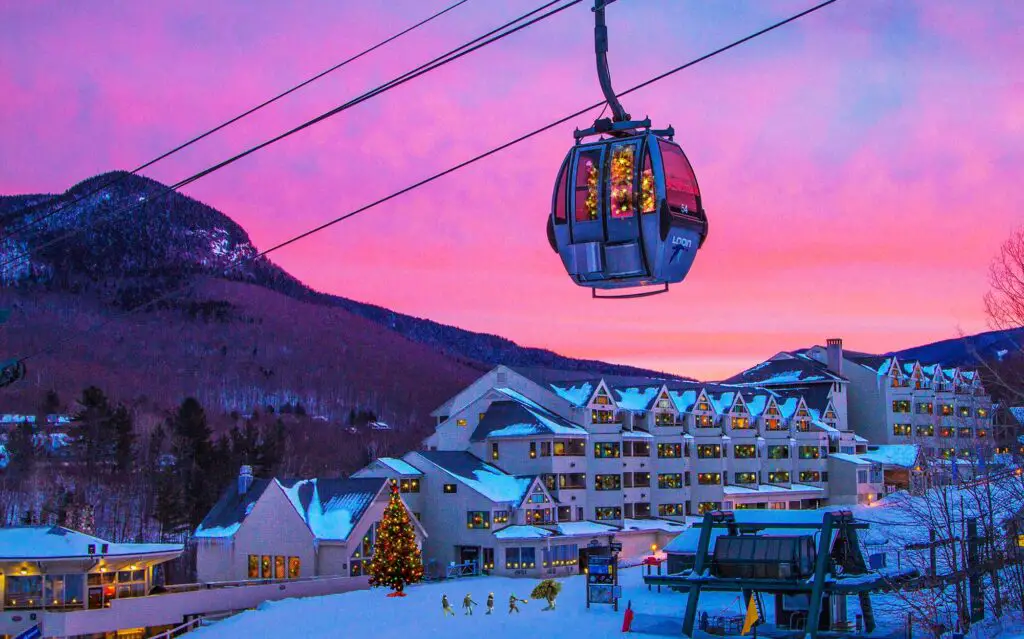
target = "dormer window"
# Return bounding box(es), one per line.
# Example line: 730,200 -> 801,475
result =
697,400 -> 710,412
766,404 -> 780,416
593,390 -> 612,406
824,410 -> 837,422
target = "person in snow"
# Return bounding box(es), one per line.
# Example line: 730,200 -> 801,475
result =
463,594 -> 478,615
441,594 -> 455,617
486,593 -> 495,615
508,593 -> 527,614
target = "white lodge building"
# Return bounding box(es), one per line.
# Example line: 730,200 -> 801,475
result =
354,358 -> 883,578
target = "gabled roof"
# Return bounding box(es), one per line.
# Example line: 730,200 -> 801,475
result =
773,385 -> 833,413
196,476 -> 389,542
723,352 -> 847,386
847,354 -> 893,375
415,451 -> 533,504
279,477 -> 387,542
471,392 -> 586,442
611,385 -> 662,411
195,478 -> 275,538
376,457 -> 423,476
1008,406 -> 1024,426
861,445 -> 920,469
0,526 -> 182,560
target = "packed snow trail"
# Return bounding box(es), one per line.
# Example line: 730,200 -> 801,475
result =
189,567 -> 760,639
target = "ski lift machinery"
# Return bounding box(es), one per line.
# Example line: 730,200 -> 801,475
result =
547,0 -> 709,299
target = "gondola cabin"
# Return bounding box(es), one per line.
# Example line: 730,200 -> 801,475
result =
547,124 -> 709,297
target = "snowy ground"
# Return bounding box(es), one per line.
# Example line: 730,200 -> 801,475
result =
190,566 -> 906,639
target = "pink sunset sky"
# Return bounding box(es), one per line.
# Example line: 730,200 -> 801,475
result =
1,0 -> 1022,380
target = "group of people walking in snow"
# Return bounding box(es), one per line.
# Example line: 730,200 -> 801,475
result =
441,593 -> 529,616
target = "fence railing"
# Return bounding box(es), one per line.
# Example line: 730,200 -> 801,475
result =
149,617 -> 201,639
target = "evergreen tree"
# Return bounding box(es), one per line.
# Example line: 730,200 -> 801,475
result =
44,389 -> 61,414
112,405 -> 135,473
168,397 -> 215,528
153,466 -> 187,537
367,480 -> 423,596
71,386 -> 116,470
7,420 -> 36,474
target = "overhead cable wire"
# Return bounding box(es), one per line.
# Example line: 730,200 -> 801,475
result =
0,0 -> 474,243
0,0 -> 578,274
13,0 -> 839,365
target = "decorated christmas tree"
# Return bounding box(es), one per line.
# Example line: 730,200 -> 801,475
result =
368,479 -> 424,597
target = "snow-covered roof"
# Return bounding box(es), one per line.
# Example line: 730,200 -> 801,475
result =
722,352 -> 846,386
828,453 -> 872,465
279,478 -> 386,542
548,381 -> 595,407
196,476 -> 387,542
670,389 -> 699,413
473,391 -> 587,441
710,392 -> 736,414
723,483 -> 825,495
663,527 -> 728,554
1009,406 -> 1024,426
861,445 -> 919,469
549,521 -> 618,537
376,457 -> 423,476
744,395 -> 768,419
853,434 -> 869,443
493,525 -> 555,540
416,451 -> 532,504
622,430 -> 653,439
621,518 -> 688,532
612,386 -> 660,412
0,526 -> 182,560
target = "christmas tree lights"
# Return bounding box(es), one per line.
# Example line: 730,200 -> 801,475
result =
609,145 -> 635,218
368,480 -> 424,597
641,167 -> 656,213
584,159 -> 599,220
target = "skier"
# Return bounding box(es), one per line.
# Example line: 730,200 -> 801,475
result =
509,593 -> 527,614
486,592 -> 495,615
441,594 -> 455,617
463,593 -> 478,615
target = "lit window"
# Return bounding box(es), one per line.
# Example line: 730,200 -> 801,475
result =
696,444 -> 721,459
467,511 -> 491,529
443,484 -> 457,494
767,471 -> 790,483
595,507 -> 621,521
607,141 -> 638,218
658,443 -> 682,458
658,473 -> 683,489
595,474 -> 621,491
733,445 -> 756,459
697,473 -> 721,485
456,418 -> 467,427
697,502 -> 720,515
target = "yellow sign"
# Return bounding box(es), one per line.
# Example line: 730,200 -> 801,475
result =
741,594 -> 758,635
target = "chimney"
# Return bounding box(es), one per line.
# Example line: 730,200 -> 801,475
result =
826,338 -> 843,375
238,465 -> 254,495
